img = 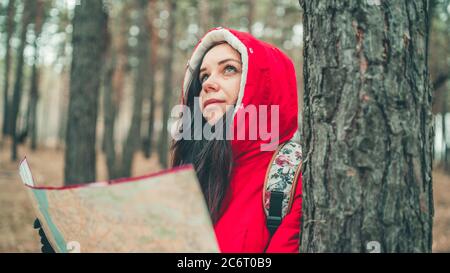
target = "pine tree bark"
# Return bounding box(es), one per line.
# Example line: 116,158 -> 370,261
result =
64,0 -> 108,184
299,0 -> 434,252
2,0 -> 15,137
158,0 -> 176,168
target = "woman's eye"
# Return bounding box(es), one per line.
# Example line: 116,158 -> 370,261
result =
200,65 -> 238,83
224,65 -> 237,73
200,74 -> 209,83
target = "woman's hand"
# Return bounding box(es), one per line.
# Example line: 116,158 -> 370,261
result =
33,218 -> 55,253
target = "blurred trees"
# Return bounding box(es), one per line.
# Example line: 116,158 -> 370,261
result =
101,0 -> 159,178
158,0 -> 176,168
10,0 -> 34,160
120,0 -> 151,177
247,0 -> 256,34
197,0 -> 210,34
27,0 -> 46,151
102,1 -> 132,179
142,0 -> 158,159
430,0 -> 450,171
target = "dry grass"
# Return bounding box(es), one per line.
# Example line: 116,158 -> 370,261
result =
0,140 -> 449,252
432,167 -> 450,252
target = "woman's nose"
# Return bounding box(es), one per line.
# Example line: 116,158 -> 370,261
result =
202,77 -> 219,93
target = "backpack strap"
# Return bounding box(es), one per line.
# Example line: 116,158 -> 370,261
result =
263,140 -> 302,235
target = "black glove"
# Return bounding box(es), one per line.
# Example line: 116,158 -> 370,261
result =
33,218 -> 55,253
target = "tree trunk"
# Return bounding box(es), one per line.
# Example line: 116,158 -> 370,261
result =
103,48 -> 118,179
220,1 -> 229,27
64,0 -> 108,185
57,69 -> 69,149
10,1 -> 34,161
2,0 -> 15,137
211,1 -> 226,27
101,11 -> 118,180
143,0 -> 158,159
119,0 -> 150,178
158,0 -> 176,168
433,74 -> 449,92
299,0 -> 434,252
28,0 -> 46,150
198,0 -> 210,34
101,1 -> 130,179
443,89 -> 449,172
247,0 -> 256,34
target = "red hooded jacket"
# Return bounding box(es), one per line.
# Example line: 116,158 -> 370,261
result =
181,27 -> 302,253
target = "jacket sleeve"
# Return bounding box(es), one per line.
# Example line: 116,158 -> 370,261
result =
265,173 -> 302,253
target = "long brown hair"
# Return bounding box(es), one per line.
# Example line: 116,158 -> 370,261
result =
171,43 -> 235,224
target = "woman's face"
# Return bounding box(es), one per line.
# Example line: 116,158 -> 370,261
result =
199,43 -> 242,125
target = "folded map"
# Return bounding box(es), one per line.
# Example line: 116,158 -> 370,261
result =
18,158 -> 219,253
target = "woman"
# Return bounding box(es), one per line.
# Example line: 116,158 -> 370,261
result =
171,27 -> 302,253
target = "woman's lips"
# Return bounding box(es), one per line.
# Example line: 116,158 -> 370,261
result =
203,99 -> 225,109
